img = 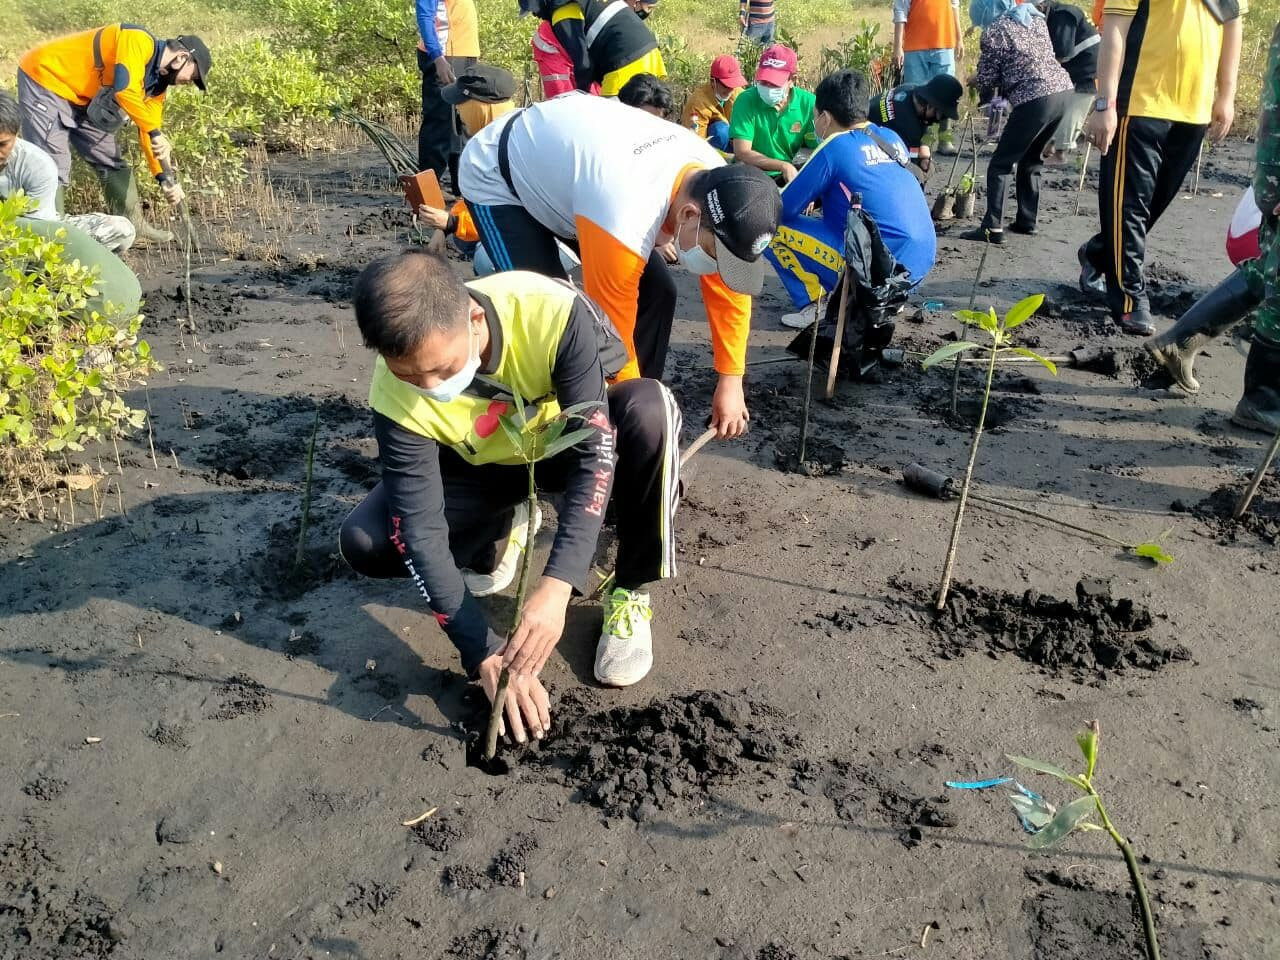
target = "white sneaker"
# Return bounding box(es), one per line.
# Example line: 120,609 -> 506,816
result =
594,588 -> 653,687
780,309 -> 815,329
462,501 -> 542,597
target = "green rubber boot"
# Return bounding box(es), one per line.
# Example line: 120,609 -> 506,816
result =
100,167 -> 173,246
1231,335 -> 1280,434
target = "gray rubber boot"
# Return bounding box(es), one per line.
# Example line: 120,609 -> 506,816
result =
1231,335 -> 1280,433
1145,269 -> 1260,393
100,167 -> 174,246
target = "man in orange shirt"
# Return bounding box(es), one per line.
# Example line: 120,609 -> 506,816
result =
17,24 -> 210,245
459,94 -> 781,439
892,0 -> 965,154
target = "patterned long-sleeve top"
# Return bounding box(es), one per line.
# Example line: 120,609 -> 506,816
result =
973,15 -> 1073,110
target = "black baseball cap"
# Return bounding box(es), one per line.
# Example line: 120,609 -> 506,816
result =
442,64 -> 517,105
915,74 -> 962,121
693,165 -> 782,296
174,35 -> 212,91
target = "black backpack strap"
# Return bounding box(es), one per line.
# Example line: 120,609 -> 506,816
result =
497,110 -> 523,200
862,126 -> 909,169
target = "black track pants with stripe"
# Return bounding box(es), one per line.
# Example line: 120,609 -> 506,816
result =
340,378 -> 682,591
1083,116 -> 1207,318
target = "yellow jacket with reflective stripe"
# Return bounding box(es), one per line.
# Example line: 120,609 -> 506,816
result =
20,24 -> 168,178
368,272 -> 573,466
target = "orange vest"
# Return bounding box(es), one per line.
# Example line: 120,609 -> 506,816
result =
903,0 -> 957,53
20,24 -> 168,177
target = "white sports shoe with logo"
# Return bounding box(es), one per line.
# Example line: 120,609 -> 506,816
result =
594,588 -> 654,687
462,501 -> 542,597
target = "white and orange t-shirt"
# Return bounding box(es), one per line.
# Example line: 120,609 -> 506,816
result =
459,92 -> 753,379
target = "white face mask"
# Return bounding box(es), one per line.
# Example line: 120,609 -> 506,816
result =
676,214 -> 718,276
757,82 -> 786,107
408,323 -> 480,403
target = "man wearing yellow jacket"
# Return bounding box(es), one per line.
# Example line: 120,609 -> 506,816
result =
341,253 -> 683,739
17,24 -> 211,245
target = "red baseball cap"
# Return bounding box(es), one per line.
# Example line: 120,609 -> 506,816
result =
710,54 -> 746,89
755,44 -> 797,86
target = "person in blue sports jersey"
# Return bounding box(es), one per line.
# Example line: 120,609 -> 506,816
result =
765,69 -> 937,329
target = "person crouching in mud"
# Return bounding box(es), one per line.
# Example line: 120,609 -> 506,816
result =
339,251 -> 683,743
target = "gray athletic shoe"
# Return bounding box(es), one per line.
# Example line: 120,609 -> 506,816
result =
594,588 -> 653,687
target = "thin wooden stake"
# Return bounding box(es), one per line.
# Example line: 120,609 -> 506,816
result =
799,294 -> 823,464
294,408 -> 321,570
950,236 -> 992,416
1233,426 -> 1280,520
825,271 -> 852,399
1074,141 -> 1093,216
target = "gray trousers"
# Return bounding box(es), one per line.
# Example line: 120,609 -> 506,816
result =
16,69 -> 126,186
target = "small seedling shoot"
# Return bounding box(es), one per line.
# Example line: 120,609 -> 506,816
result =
923,294 -> 1057,611
1007,721 -> 1161,960
482,386 -> 601,762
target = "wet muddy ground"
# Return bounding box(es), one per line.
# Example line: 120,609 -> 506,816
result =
1,139 -> 1277,959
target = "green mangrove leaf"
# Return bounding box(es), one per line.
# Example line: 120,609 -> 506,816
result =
540,426 -> 598,459
1003,293 -> 1045,330
1010,792 -> 1056,831
1028,794 -> 1097,850
921,340 -> 981,369
497,413 -> 527,455
1132,542 -> 1174,565
1009,346 -> 1058,375
557,399 -> 605,420
1076,728 -> 1098,781
1006,755 -> 1088,790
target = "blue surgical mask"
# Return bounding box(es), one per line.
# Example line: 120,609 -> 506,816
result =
409,325 -> 480,403
676,214 -> 718,276
757,82 -> 785,107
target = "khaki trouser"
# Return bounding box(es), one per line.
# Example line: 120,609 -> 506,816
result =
1054,91 -> 1094,153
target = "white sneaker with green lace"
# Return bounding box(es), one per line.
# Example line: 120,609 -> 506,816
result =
463,501 -> 542,597
594,588 -> 653,687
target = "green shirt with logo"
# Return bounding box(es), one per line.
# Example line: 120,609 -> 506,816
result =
729,85 -> 819,176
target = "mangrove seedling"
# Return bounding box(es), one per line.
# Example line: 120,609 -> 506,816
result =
293,407 -> 321,572
1008,721 -> 1161,960
923,294 -> 1056,611
482,385 -> 600,762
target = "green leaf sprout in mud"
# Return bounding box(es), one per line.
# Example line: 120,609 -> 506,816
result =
922,295 -> 1056,611
483,387 -> 600,762
1009,721 -> 1161,960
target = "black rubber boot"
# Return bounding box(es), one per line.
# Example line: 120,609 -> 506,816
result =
1231,335 -> 1280,434
1145,269 -> 1260,393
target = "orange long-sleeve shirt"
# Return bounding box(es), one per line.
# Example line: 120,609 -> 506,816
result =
20,24 -> 170,179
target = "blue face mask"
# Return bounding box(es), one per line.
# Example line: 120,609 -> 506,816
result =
409,324 -> 481,403
757,82 -> 786,107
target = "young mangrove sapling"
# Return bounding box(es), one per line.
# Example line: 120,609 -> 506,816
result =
1008,721 -> 1161,960
923,294 -> 1056,610
482,385 -> 601,761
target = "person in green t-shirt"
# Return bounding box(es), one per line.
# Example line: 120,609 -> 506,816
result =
729,43 -> 818,183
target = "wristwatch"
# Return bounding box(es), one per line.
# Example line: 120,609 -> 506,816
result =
1093,96 -> 1114,112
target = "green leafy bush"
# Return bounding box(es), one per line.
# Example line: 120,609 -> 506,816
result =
0,194 -> 159,494
817,22 -> 892,92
